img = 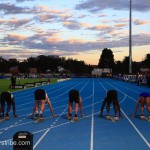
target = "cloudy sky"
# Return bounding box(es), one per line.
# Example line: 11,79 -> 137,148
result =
0,0 -> 150,65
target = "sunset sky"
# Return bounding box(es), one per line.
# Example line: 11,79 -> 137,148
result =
0,0 -> 150,65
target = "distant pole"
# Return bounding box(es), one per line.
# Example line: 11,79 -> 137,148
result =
129,0 -> 132,74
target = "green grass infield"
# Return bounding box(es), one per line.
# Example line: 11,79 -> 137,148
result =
0,78 -> 57,94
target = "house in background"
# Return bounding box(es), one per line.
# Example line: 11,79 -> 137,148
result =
91,68 -> 112,77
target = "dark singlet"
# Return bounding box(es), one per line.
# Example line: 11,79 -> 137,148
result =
139,93 -> 150,99
34,89 -> 46,100
69,90 -> 80,103
1,92 -> 12,105
107,90 -> 118,103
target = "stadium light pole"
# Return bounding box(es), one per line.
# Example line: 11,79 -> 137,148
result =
129,0 -> 132,74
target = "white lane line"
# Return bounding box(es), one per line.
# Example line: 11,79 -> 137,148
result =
15,79 -> 87,110
14,81 -> 70,101
5,81 -> 75,130
121,109 -> 150,148
90,79 -> 94,150
0,97 -> 101,132
15,80 -> 78,105
2,112 -> 98,144
33,79 -> 90,149
33,108 -> 67,150
3,79 -> 84,133
104,80 -> 137,102
102,79 -> 150,149
111,80 -> 140,94
112,79 -> 150,93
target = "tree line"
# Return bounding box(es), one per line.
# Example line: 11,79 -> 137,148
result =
0,55 -> 92,75
0,48 -> 149,75
98,48 -> 150,74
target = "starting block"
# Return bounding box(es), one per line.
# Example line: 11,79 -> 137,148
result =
106,115 -> 119,122
106,115 -> 111,119
0,118 -> 5,123
39,117 -> 44,122
34,117 -> 44,123
65,115 -> 79,122
140,115 -> 150,122
0,116 -> 10,123
140,115 -> 145,119
67,116 -> 72,120
72,117 -> 79,122
5,116 -> 10,120
114,116 -> 119,121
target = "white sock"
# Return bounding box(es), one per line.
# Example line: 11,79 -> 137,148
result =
35,111 -> 38,114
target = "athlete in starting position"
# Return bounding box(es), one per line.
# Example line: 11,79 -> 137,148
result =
100,90 -> 121,118
67,89 -> 83,119
33,89 -> 55,120
0,91 -> 18,119
132,92 -> 150,118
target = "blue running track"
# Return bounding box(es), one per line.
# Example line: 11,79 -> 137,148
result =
0,78 -> 150,150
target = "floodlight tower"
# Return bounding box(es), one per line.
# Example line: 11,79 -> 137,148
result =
129,0 -> 132,74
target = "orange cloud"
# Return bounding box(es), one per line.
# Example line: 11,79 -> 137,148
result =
88,24 -> 111,30
68,39 -> 86,44
37,5 -> 71,18
44,37 -> 63,44
7,34 -> 27,41
114,23 -> 127,27
6,18 -> 30,28
133,19 -> 150,25
0,19 -> 6,24
63,21 -> 72,25
38,5 -> 61,13
81,22 -> 90,28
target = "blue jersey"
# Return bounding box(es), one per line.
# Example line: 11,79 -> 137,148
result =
139,92 -> 150,98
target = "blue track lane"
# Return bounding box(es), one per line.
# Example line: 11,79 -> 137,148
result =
0,78 -> 150,150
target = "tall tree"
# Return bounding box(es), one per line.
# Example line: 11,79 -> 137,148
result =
113,61 -> 124,74
122,56 -> 129,73
143,54 -> 150,68
98,48 -> 114,68
0,57 -> 9,73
